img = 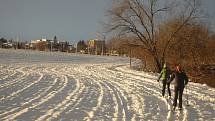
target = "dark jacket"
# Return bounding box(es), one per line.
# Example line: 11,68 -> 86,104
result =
168,71 -> 188,88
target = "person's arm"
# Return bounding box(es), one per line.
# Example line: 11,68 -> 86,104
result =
167,72 -> 175,83
184,72 -> 189,85
157,69 -> 163,82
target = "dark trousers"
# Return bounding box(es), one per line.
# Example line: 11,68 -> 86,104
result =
173,86 -> 184,108
162,80 -> 171,97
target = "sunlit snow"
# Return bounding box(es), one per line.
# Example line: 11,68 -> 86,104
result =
0,49 -> 214,120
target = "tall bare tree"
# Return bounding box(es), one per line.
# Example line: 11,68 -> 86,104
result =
107,0 -> 199,71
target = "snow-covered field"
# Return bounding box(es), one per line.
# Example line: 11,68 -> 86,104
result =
0,49 -> 215,121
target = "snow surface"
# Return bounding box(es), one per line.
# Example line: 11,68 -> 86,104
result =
0,49 -> 215,121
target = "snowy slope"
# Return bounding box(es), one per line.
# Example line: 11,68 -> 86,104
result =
0,49 -> 214,121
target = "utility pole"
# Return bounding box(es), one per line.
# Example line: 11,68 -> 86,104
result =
16,35 -> 19,49
101,41 -> 103,56
95,32 -> 100,55
102,34 -> 105,56
129,46 -> 132,68
95,44 -> 97,55
51,41 -> 53,52
88,41 -> 90,54
76,43 -> 78,53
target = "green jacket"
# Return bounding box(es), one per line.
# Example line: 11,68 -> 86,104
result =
158,67 -> 171,81
160,68 -> 167,80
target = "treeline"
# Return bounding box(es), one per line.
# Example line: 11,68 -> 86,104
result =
0,37 -> 106,55
106,0 -> 215,87
107,24 -> 215,87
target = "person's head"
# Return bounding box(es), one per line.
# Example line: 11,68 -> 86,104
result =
176,65 -> 182,72
163,63 -> 167,68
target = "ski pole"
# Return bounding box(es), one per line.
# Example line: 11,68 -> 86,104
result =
157,74 -> 161,89
158,81 -> 161,88
186,85 -> 189,106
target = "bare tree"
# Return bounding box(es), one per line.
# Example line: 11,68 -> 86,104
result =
106,0 -> 199,72
157,19 -> 209,67
207,33 -> 215,64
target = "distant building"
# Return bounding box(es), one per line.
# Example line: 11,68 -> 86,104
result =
0,38 -> 14,49
2,42 -> 13,48
29,38 -> 70,52
87,39 -> 105,55
58,41 -> 69,52
30,39 -> 50,51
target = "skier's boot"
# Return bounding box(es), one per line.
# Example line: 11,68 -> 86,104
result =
172,106 -> 176,111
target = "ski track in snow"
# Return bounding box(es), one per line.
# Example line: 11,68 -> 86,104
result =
0,50 -> 215,121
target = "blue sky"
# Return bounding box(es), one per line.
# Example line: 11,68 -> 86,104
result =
0,0 -> 112,43
0,0 -> 214,43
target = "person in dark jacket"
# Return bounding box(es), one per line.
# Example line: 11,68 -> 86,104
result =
157,63 -> 172,98
168,65 -> 188,110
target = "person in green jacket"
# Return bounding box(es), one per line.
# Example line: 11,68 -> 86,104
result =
157,63 -> 171,98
